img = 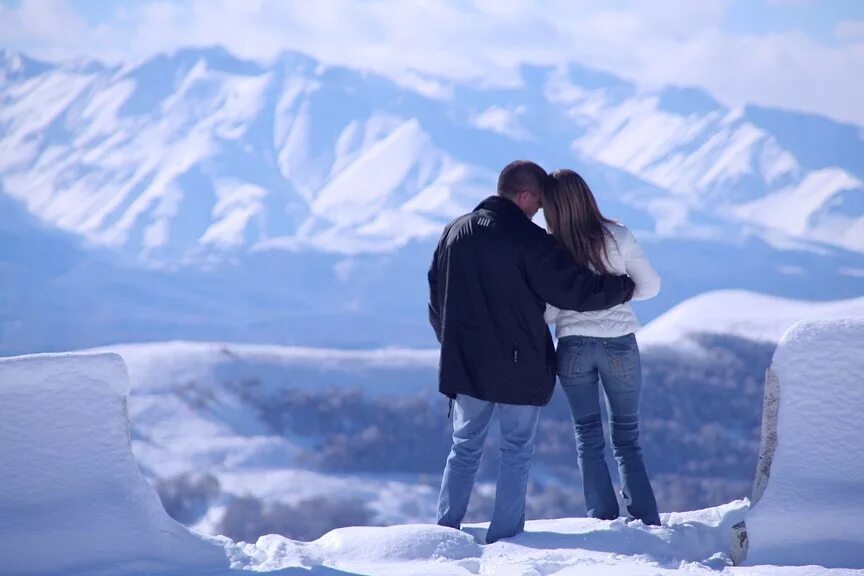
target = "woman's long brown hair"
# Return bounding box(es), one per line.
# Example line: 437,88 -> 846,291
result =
543,169 -> 617,274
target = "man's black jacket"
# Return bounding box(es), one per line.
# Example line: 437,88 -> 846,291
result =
428,195 -> 635,406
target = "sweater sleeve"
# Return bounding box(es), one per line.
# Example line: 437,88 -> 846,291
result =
622,227 -> 661,301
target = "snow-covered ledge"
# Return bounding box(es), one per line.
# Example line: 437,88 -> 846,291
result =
741,318 -> 864,568
0,353 -> 226,576
4,339 -> 862,574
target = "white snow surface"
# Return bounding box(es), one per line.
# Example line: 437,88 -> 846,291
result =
638,290 -> 864,350
1,348 -> 862,574
745,318 -> 864,568
0,352 -> 225,576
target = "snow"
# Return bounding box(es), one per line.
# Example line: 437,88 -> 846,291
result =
734,168 -> 863,249
310,118 -> 436,226
745,318 -> 864,568
1,349 -> 861,574
469,105 -> 532,141
562,86 -> 863,254
199,181 -> 268,248
0,352 -> 225,575
3,47 -> 864,264
638,290 -> 864,349
227,499 -> 831,575
570,95 -> 773,203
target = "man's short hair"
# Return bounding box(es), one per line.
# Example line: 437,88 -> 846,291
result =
497,160 -> 547,199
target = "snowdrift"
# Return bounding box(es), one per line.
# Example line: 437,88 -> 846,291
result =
0,353 -> 226,576
744,318 -> 864,568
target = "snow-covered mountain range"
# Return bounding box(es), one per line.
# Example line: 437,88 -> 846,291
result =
3,46 -> 863,258
2,46 -> 863,354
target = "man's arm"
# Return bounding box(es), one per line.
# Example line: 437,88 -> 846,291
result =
427,245 -> 443,343
524,232 -> 634,312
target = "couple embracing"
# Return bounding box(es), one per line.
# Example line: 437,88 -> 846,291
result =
427,160 -> 661,544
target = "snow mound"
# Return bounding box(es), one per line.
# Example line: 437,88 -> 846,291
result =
224,502 -> 753,574
745,318 -> 864,568
0,352 -> 226,576
638,289 -> 864,348
315,524 -> 480,562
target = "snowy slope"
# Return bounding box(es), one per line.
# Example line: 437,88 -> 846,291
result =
638,290 -> 864,349
550,77 -> 864,254
0,47 -> 491,261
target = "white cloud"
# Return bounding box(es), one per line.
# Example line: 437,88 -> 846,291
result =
1,0 -> 863,127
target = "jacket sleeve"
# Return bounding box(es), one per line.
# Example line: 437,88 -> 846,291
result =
427,244 -> 443,343
622,227 -> 661,301
524,232 -> 634,312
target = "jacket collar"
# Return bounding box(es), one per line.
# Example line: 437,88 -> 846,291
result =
475,195 -> 528,222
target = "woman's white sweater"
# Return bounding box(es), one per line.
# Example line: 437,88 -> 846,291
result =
544,222 -> 660,338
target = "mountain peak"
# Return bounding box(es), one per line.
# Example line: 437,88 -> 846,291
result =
657,85 -> 724,116
566,61 -> 635,94
0,49 -> 53,80
145,45 -> 265,76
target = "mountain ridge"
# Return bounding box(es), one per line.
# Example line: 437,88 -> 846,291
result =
3,45 -> 863,261
2,46 -> 864,354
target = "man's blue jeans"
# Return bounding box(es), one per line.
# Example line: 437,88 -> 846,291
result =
557,333 -> 660,525
437,394 -> 540,543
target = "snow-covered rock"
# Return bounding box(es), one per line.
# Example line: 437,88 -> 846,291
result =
0,352 -> 226,575
744,318 -> 864,568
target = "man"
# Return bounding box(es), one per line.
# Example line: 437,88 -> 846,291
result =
428,160 -> 635,543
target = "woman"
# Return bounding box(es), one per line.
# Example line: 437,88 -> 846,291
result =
543,169 -> 661,526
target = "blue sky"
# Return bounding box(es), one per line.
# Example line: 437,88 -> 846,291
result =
726,0 -> 864,44
2,0 -> 863,125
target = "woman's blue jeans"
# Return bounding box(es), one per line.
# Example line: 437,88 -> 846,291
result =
556,333 -> 660,525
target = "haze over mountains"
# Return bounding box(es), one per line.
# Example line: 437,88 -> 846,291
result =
1,45 -> 863,354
